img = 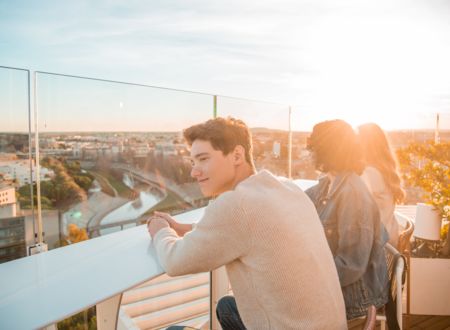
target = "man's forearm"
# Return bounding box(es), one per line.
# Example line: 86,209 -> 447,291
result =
176,223 -> 193,237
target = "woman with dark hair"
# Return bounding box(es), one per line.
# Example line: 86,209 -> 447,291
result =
305,119 -> 389,320
358,123 -> 405,246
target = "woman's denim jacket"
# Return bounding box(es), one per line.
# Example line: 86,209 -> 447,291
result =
306,172 -> 389,319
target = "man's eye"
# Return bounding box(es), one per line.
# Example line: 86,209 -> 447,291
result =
199,157 -> 208,161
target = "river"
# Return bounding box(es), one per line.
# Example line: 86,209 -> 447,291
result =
63,172 -> 163,236
99,172 -> 163,235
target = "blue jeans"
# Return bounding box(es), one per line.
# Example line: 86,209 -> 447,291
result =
166,295 -> 246,330
216,295 -> 246,330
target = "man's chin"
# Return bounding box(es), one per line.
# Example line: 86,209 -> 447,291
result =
200,188 -> 214,198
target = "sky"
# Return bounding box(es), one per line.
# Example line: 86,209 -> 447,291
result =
1,0 -> 450,131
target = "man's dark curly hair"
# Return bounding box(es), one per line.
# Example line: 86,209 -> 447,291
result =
307,119 -> 364,174
183,117 -> 254,167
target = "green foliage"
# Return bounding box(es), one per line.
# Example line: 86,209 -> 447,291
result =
397,141 -> 450,221
74,175 -> 94,191
17,185 -> 53,209
17,157 -> 93,209
17,185 -> 31,197
57,307 -> 96,330
89,169 -> 134,198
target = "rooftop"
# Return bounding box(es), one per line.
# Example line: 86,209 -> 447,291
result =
1,65 -> 449,329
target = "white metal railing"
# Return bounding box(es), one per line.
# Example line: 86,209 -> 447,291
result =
0,180 -> 316,330
0,207 -> 202,330
0,224 -> 161,329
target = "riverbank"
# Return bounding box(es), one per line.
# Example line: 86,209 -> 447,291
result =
87,195 -> 130,229
89,169 -> 135,198
144,190 -> 192,216
62,191 -> 128,235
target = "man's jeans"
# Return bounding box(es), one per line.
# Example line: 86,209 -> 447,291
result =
166,295 -> 246,330
216,295 -> 246,330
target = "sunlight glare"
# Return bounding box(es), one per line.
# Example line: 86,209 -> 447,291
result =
295,6 -> 450,130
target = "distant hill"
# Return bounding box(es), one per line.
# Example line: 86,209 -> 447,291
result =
251,127 -> 288,134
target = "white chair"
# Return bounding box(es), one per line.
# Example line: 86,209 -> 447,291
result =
395,214 -> 414,328
356,243 -> 405,330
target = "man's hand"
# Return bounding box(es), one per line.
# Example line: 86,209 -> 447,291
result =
154,211 -> 193,237
147,216 -> 169,239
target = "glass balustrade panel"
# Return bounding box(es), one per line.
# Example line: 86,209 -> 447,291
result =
35,72 -> 214,329
0,66 -> 33,264
35,72 -> 213,241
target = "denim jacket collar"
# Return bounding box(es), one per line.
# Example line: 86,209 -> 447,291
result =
317,172 -> 352,202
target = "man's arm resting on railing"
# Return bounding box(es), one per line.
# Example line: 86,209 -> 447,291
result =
150,211 -> 193,237
148,193 -> 250,276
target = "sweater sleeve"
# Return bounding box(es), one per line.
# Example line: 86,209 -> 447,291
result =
152,192 -> 250,276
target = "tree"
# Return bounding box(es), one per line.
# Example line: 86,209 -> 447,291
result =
66,223 -> 89,243
40,157 -> 88,207
74,175 -> 93,191
397,141 -> 450,223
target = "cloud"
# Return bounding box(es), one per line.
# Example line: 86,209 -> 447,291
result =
1,0 -> 450,130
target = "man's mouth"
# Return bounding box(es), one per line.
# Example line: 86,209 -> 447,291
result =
198,178 -> 209,184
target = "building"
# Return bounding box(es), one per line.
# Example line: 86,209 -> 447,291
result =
155,143 -> 177,157
0,159 -> 54,186
0,216 -> 26,264
0,185 -> 16,218
0,184 -> 26,263
272,141 -> 281,158
133,143 -> 151,158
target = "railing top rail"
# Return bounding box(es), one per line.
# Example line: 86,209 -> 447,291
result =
33,70 -> 288,107
0,203 -> 203,330
0,65 -> 30,72
0,224 -> 161,329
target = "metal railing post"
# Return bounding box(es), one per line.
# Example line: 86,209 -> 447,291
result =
210,266 -> 229,330
33,71 -> 43,245
96,293 -> 123,330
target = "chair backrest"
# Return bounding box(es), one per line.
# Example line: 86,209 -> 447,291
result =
362,305 -> 377,330
397,216 -> 415,255
384,243 -> 405,329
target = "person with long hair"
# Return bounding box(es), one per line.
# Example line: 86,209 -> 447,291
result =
358,123 -> 405,246
305,119 -> 389,320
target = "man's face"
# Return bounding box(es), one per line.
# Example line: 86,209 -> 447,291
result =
190,139 -> 237,197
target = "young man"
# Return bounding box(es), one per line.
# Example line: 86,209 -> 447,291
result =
148,117 -> 347,330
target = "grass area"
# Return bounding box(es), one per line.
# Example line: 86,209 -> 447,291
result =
89,172 -> 116,197
144,191 -> 190,216
89,170 -> 134,198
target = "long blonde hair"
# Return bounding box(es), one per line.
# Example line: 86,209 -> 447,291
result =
358,123 -> 405,203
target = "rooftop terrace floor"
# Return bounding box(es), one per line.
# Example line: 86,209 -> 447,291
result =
348,314 -> 450,329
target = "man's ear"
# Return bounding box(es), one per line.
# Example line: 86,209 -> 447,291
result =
233,145 -> 245,165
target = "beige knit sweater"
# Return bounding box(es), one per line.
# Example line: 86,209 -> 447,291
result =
153,170 -> 346,329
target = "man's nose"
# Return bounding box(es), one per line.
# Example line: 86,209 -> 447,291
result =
190,165 -> 201,178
